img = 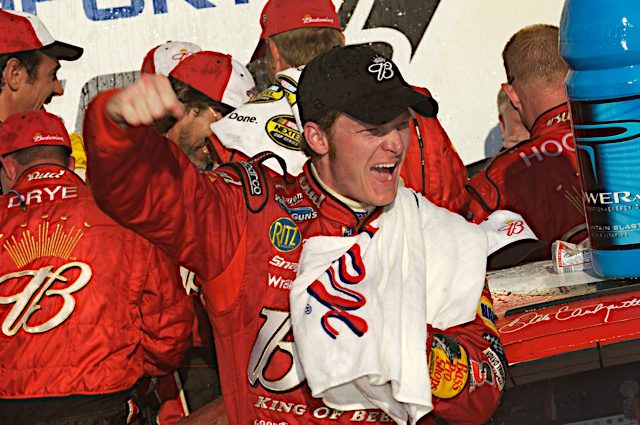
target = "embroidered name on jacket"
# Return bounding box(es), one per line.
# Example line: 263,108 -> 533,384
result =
6,185 -> 78,209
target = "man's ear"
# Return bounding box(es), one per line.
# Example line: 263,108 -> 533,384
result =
0,155 -> 17,187
303,122 -> 330,156
498,113 -> 506,134
501,82 -> 522,112
3,58 -> 25,91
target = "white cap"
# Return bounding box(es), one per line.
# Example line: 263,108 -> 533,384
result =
140,40 -> 202,75
480,210 -> 539,255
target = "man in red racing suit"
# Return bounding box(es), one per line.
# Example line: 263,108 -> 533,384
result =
466,103 -> 586,244
84,48 -> 504,425
0,111 -> 194,424
466,25 -> 586,246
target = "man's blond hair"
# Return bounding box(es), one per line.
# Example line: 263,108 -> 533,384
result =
270,27 -> 343,67
502,24 -> 567,87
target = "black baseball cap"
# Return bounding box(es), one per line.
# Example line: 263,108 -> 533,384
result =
298,45 -> 438,125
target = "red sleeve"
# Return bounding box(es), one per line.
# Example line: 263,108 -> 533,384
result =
423,286 -> 505,424
402,87 -> 470,215
140,243 -> 195,375
83,90 -> 247,283
465,169 -> 497,224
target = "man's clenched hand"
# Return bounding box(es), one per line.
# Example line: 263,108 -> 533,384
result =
106,74 -> 184,128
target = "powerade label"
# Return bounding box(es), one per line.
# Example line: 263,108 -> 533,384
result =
569,94 -> 640,250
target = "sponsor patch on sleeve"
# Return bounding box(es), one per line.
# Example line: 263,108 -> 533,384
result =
429,334 -> 469,399
477,294 -> 498,334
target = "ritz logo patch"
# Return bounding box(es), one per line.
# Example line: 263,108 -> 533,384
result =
265,115 -> 301,151
367,56 -> 394,81
269,217 -> 301,252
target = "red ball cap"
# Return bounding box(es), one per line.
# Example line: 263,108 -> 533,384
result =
0,111 -> 71,157
0,9 -> 83,60
251,0 -> 341,61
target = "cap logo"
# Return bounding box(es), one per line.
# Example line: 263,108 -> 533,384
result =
367,56 -> 394,82
301,14 -> 335,25
498,220 -> 525,236
33,133 -> 64,143
171,48 -> 194,63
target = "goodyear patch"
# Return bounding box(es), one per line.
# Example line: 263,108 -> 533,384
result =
483,347 -> 506,391
265,114 -> 301,151
477,295 -> 498,334
429,334 -> 469,399
482,333 -> 508,381
269,217 -> 301,252
279,74 -> 298,106
249,84 -> 284,104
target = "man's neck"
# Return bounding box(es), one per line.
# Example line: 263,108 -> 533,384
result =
521,80 -> 567,129
310,164 -> 374,214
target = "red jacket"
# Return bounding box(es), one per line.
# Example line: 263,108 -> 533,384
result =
466,103 -> 586,244
84,91 -> 504,425
0,165 -> 194,399
403,87 -> 469,215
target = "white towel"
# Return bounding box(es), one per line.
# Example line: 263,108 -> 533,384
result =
210,67 -> 307,176
290,188 -> 488,424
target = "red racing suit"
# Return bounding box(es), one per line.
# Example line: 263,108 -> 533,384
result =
84,90 -> 504,425
466,103 -> 587,244
0,165 -> 194,399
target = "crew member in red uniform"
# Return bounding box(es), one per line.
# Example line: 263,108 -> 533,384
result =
466,24 -> 586,246
0,111 -> 194,425
84,46 -> 504,424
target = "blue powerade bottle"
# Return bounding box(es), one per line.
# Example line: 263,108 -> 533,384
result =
560,0 -> 640,278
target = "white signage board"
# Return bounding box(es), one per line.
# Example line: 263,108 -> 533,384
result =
7,0 -> 564,164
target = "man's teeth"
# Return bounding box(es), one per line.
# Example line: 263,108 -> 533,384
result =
372,163 -> 395,171
372,163 -> 395,181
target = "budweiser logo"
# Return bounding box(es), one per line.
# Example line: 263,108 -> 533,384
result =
33,134 -> 65,143
302,15 -> 334,24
